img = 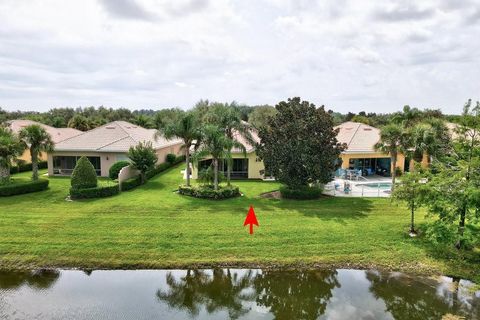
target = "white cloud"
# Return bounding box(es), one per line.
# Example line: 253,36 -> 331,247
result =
0,0 -> 479,113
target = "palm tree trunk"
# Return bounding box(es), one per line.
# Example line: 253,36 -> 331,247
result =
213,158 -> 219,191
391,156 -> 397,192
410,205 -> 415,234
31,148 -> 38,181
185,148 -> 190,187
227,159 -> 231,186
0,165 -> 10,184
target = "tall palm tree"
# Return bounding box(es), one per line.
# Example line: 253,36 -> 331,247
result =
375,124 -> 408,191
194,125 -> 242,190
156,112 -> 202,187
19,125 -> 54,181
204,103 -> 253,185
0,127 -> 24,184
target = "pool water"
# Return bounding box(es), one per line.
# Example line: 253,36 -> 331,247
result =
357,182 -> 392,189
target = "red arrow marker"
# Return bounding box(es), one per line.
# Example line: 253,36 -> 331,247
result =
244,205 -> 259,234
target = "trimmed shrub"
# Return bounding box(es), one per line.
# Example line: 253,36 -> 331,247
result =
178,185 -> 240,200
165,153 -> 176,165
10,161 -> 48,174
71,156 -> 97,189
109,161 -> 130,180
280,185 -> 323,200
0,179 -> 49,196
69,184 -> 119,199
120,176 -> 142,191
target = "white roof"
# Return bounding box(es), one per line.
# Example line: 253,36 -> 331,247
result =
335,121 -> 381,154
7,119 -> 82,144
55,121 -> 181,153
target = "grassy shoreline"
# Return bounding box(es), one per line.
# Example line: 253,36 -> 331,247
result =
1,165 -> 478,282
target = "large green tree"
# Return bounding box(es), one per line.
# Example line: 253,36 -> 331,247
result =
424,99 -> 480,249
248,105 -> 277,130
375,124 -> 408,191
0,127 -> 24,184
156,112 -> 202,187
19,124 -> 54,181
257,97 -> 344,188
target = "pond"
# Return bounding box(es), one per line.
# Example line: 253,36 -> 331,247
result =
0,268 -> 478,320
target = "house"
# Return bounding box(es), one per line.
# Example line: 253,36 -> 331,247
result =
48,121 -> 183,177
335,121 -> 427,176
191,127 -> 265,180
6,119 -> 82,162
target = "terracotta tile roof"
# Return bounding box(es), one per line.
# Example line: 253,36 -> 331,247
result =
54,121 -> 181,153
6,119 -> 82,143
335,121 -> 381,153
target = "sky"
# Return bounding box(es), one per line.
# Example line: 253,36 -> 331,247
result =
0,0 -> 479,114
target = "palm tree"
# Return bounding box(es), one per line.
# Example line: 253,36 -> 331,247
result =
408,118 -> 451,165
375,124 -> 407,191
194,125 -> 241,190
156,112 -> 202,187
19,125 -> 54,181
204,103 -> 253,185
0,127 -> 24,184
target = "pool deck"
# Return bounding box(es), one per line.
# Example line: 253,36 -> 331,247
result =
324,176 -> 393,198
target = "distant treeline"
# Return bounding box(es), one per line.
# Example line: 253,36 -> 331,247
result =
0,100 -> 462,131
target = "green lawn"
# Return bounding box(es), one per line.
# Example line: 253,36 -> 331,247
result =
0,165 -> 478,281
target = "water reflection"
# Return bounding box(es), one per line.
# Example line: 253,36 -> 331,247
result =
0,268 -> 478,320
0,269 -> 60,290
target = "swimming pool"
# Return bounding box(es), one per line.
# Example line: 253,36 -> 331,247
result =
356,182 -> 392,189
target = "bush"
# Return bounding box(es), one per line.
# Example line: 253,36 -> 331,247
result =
109,161 -> 130,180
71,156 -> 98,189
10,161 -> 48,174
69,184 -> 119,199
0,179 -> 49,196
178,184 -> 240,200
120,176 -> 142,191
166,153 -> 176,165
280,185 -> 323,200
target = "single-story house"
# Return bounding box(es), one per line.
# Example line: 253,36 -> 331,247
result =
48,121 -> 183,177
191,127 -> 265,180
335,121 -> 428,176
6,119 -> 82,162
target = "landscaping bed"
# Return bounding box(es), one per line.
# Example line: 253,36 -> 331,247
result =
178,184 -> 241,199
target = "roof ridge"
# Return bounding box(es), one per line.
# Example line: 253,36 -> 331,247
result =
346,122 -> 361,148
97,135 -> 133,150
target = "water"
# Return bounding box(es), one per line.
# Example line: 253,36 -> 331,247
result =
0,269 -> 478,320
357,182 -> 392,190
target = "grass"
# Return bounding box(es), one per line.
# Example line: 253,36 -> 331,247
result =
0,165 -> 479,282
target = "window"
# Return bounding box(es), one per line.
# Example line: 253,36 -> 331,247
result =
52,156 -> 101,176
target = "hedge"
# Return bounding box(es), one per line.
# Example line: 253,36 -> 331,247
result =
70,184 -> 119,199
280,185 -> 323,200
109,161 -> 130,180
120,176 -> 142,191
178,185 -> 240,200
166,153 -> 177,165
0,179 -> 49,196
10,161 -> 48,174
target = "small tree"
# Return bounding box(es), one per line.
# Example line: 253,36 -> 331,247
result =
71,156 -> 98,189
257,97 -> 345,189
392,168 -> 427,235
0,127 -> 24,184
19,124 -> 55,181
128,141 -> 158,183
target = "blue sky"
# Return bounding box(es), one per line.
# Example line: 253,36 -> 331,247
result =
0,0 -> 479,113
